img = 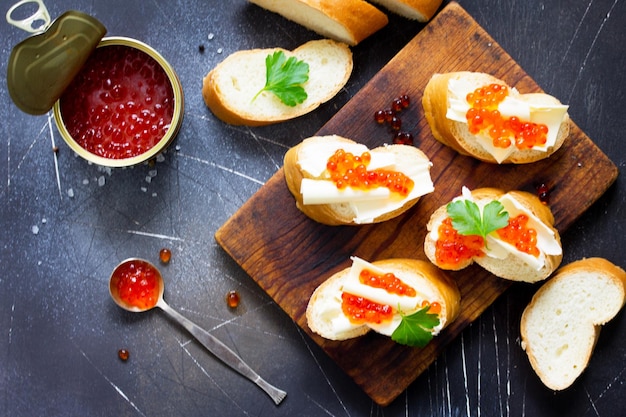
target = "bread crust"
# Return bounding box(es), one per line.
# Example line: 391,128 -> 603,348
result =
422,71 -> 570,164
369,0 -> 443,21
202,39 -> 353,126
284,135 -> 433,225
520,258 -> 626,390
306,258 -> 461,341
424,187 -> 562,282
249,0 -> 388,46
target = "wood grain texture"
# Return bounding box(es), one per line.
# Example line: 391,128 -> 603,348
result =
215,2 -> 618,406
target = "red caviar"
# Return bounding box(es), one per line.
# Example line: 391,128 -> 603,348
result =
359,269 -> 416,297
421,300 -> 441,315
226,290 -> 240,308
341,293 -> 393,324
435,218 -> 485,266
466,83 -> 548,149
60,45 -> 175,159
326,149 -> 414,197
112,260 -> 161,310
496,214 -> 540,256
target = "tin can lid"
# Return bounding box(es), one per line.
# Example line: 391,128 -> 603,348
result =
6,1 -> 106,115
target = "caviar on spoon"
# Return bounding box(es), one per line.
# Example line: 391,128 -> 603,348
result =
109,258 -> 286,405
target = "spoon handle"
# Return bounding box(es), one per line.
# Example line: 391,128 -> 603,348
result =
157,301 -> 287,405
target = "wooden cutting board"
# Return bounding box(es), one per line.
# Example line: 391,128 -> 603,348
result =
215,2 -> 618,406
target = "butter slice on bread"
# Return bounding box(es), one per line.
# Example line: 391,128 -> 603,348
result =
520,258 -> 626,390
202,39 -> 352,126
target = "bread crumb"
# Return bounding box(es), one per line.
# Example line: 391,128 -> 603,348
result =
31,225 -> 39,235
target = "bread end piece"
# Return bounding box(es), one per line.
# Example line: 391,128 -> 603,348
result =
248,0 -> 388,46
520,258 -> 626,390
422,72 -> 570,164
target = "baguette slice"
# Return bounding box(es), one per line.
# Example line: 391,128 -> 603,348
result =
368,0 -> 443,21
424,187 -> 562,282
202,39 -> 352,126
306,257 -> 461,342
284,135 -> 434,225
520,258 -> 626,390
248,0 -> 388,46
422,71 -> 570,164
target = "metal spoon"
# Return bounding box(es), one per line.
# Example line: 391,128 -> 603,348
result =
109,258 -> 287,405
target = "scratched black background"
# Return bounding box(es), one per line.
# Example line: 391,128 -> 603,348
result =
1,1 -> 624,416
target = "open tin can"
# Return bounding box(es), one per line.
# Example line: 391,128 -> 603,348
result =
6,0 -> 184,167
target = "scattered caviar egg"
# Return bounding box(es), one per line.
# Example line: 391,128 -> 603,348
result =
391,98 -> 404,112
374,110 -> 387,124
399,94 -> 410,108
465,84 -> 548,149
59,44 -> 175,160
393,131 -> 414,145
118,348 -> 130,361
159,248 -> 172,264
226,290 -> 240,308
389,115 -> 402,131
536,183 -> 551,205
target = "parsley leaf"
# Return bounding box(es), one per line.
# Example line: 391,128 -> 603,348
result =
391,306 -> 440,348
447,199 -> 509,240
252,51 -> 309,107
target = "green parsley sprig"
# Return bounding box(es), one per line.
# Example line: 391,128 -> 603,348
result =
391,305 -> 440,347
252,51 -> 309,107
446,199 -> 509,241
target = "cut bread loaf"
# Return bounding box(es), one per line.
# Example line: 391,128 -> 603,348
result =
520,258 -> 626,390
368,0 -> 443,21
248,0 -> 388,46
283,135 -> 434,225
306,256 -> 461,343
424,187 -> 562,282
422,71 -> 570,164
202,39 -> 352,126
